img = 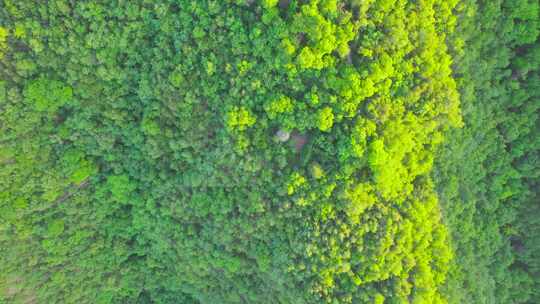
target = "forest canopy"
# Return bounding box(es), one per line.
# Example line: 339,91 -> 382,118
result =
0,0 -> 538,303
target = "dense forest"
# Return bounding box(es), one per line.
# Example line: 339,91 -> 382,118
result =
0,1 -> 538,303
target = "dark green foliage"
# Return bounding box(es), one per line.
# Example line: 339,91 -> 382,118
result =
434,0 -> 540,303
0,0 -> 537,303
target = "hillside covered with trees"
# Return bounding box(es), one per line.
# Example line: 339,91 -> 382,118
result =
0,1 -> 538,303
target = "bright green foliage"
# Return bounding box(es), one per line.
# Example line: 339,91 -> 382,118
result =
317,106 -> 334,131
310,162 -> 325,180
262,0 -> 279,9
0,26 -> 7,59
291,1 -> 356,69
265,95 -> 294,119
47,219 -> 65,238
287,172 -> 307,195
106,175 -> 135,204
226,106 -> 257,132
350,118 -> 376,158
62,150 -> 97,184
0,0 -> 537,303
141,114 -> 160,136
24,77 -> 72,112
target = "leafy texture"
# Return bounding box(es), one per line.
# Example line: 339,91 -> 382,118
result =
0,1 -> 537,303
